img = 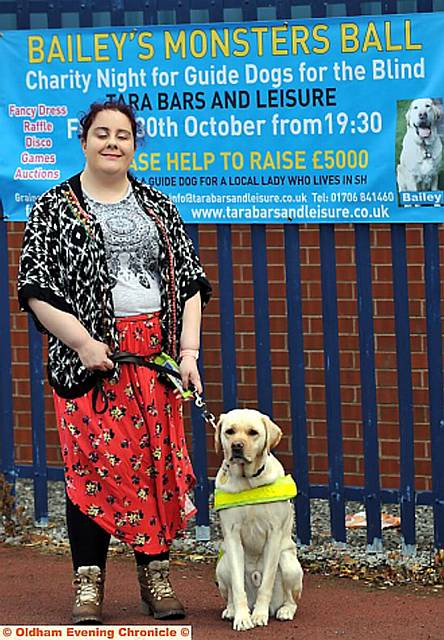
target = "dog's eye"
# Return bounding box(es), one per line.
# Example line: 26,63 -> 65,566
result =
248,429 -> 259,436
225,428 -> 235,435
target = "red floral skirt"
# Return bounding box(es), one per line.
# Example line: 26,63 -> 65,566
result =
53,313 -> 196,553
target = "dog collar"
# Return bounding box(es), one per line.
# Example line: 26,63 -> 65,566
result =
421,141 -> 432,159
250,458 -> 267,478
214,474 -> 297,511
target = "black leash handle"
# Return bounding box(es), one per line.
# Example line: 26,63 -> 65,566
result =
112,351 -> 183,378
92,351 -> 183,414
91,351 -> 217,430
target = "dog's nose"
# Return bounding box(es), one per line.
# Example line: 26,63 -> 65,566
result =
231,442 -> 245,458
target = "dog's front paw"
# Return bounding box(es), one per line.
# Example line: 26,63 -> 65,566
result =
233,609 -> 254,631
221,605 -> 234,620
252,606 -> 269,627
276,603 -> 297,621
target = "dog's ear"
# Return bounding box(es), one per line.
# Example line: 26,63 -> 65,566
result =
432,101 -> 442,121
214,414 -> 226,454
261,415 -> 282,451
405,105 -> 412,127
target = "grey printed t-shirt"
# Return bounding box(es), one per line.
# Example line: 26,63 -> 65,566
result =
84,185 -> 162,317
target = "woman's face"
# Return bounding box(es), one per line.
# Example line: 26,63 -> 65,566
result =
82,109 -> 135,178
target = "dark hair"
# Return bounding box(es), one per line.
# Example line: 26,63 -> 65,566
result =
79,101 -> 138,147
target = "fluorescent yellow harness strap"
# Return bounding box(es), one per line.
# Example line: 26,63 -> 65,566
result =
214,474 -> 297,511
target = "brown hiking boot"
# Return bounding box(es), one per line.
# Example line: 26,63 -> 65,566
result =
72,565 -> 105,624
137,560 -> 185,619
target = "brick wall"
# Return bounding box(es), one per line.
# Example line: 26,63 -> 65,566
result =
8,221 -> 437,490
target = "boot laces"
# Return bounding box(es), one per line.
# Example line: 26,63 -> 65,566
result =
74,569 -> 102,605
148,567 -> 175,599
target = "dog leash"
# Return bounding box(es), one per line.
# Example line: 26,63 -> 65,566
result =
92,351 -> 169,414
92,351 -> 218,431
190,386 -> 218,431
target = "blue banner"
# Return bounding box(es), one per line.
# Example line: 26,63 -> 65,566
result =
1,14 -> 444,223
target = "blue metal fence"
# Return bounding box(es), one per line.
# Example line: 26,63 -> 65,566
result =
0,208 -> 15,490
1,0 -> 444,551
355,224 -> 382,550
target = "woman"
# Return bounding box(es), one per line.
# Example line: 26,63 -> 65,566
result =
17,101 -> 211,624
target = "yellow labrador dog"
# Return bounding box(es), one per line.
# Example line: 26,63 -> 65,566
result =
397,98 -> 443,192
214,409 -> 303,631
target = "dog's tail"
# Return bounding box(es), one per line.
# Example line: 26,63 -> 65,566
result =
251,571 -> 262,588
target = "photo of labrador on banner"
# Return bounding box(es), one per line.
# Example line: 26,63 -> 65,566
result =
396,97 -> 444,206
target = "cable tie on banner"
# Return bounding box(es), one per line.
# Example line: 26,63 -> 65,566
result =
0,199 -> 9,221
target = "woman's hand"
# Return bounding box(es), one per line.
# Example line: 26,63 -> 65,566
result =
27,299 -> 114,372
179,354 -> 202,396
179,291 -> 202,398
76,337 -> 114,372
